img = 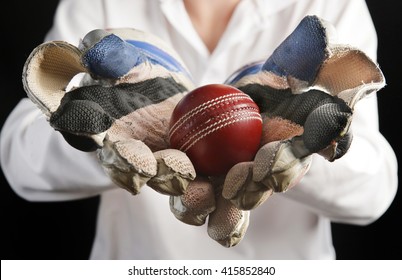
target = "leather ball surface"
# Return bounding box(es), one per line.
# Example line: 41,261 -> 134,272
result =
169,84 -> 262,176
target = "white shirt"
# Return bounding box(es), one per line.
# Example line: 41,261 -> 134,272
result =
0,0 -> 398,259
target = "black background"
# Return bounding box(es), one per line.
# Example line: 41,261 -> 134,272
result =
1,1 -> 401,259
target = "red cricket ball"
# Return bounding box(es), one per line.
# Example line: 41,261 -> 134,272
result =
169,84 -> 262,176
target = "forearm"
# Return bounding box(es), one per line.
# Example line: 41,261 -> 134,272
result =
0,99 -> 114,202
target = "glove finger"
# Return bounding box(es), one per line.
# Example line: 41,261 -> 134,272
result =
80,29 -> 141,79
223,161 -> 273,210
148,149 -> 196,196
106,28 -> 192,81
253,140 -> 312,192
207,193 -> 250,248
303,102 -> 352,159
80,29 -> 193,88
227,16 -> 330,93
98,138 -> 157,195
170,177 -> 216,226
50,99 -> 113,151
261,15 -> 329,90
22,41 -> 86,116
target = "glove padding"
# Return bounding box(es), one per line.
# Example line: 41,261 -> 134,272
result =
169,15 -> 385,247
22,28 -> 196,196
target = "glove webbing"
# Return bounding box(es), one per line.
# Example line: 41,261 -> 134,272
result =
50,77 -> 187,133
238,84 -> 352,153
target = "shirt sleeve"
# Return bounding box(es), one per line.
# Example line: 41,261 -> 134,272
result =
284,0 -> 398,225
0,0 -> 115,202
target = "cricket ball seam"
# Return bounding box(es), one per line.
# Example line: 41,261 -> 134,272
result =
179,110 -> 262,152
172,106 -> 260,150
169,92 -> 254,138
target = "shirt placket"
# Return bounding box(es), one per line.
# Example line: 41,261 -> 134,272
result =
158,0 -> 264,85
159,0 -> 210,58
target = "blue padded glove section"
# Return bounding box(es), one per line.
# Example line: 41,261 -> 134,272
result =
262,15 -> 327,83
82,34 -> 142,79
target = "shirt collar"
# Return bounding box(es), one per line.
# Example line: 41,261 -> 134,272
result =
158,0 -> 298,11
158,0 -> 300,57
158,0 -> 300,20
254,0 -> 299,18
